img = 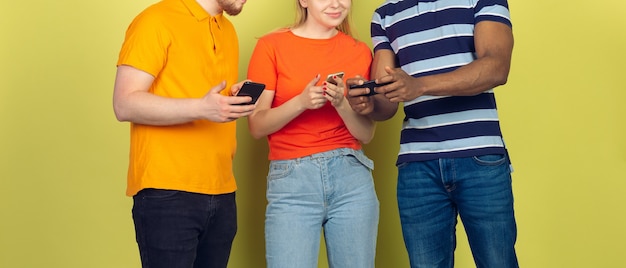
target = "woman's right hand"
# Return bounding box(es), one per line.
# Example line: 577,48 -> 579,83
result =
298,74 -> 327,110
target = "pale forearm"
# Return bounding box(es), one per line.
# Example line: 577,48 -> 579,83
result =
334,99 -> 376,144
113,65 -> 203,126
248,97 -> 306,139
113,91 -> 202,126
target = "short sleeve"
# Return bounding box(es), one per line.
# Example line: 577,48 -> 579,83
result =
247,37 -> 278,91
117,11 -> 170,77
371,9 -> 393,52
475,0 -> 512,28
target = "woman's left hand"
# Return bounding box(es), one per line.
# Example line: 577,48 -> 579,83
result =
323,77 -> 346,108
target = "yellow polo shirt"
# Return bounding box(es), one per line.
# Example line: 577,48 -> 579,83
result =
117,0 -> 239,196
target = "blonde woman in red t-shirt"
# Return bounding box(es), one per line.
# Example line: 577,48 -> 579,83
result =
247,0 -> 379,267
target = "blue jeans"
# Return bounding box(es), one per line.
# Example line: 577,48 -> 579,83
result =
132,189 -> 237,268
397,155 -> 518,268
265,148 -> 379,268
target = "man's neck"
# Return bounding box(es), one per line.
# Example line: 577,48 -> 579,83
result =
196,0 -> 222,16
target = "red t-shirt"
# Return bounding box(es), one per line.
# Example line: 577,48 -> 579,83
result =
247,30 -> 372,160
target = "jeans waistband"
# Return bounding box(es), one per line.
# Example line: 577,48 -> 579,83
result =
293,148 -> 374,170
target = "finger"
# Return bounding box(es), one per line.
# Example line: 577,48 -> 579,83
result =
353,102 -> 369,114
385,92 -> 403,103
307,74 -> 322,88
230,80 -> 249,95
324,91 -> 340,103
233,109 -> 254,117
346,76 -> 366,87
322,86 -> 331,98
231,96 -> 254,106
333,76 -> 345,87
384,66 -> 395,75
327,83 -> 343,95
351,88 -> 371,97
323,81 -> 337,91
210,81 -> 227,94
229,105 -> 255,117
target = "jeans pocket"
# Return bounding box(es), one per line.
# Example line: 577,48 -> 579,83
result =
137,188 -> 180,200
472,154 -> 507,166
268,160 -> 293,181
347,150 -> 375,170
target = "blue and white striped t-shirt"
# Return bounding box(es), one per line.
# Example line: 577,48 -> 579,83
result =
371,0 -> 512,164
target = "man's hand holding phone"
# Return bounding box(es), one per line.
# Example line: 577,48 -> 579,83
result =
345,77 -> 377,115
199,81 -> 259,122
348,80 -> 391,96
346,72 -> 401,120
235,81 -> 265,105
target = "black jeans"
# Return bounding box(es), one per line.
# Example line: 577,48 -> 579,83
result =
132,189 -> 237,268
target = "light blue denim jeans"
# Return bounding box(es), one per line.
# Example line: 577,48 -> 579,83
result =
265,148 -> 379,268
397,154 -> 518,268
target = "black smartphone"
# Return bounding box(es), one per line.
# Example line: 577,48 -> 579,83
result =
325,72 -> 344,85
236,81 -> 265,105
349,80 -> 391,96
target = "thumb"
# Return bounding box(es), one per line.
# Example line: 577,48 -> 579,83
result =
208,81 -> 227,95
307,74 -> 321,88
384,66 -> 395,75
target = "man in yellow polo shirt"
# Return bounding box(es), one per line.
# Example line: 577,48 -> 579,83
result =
112,0 -> 255,267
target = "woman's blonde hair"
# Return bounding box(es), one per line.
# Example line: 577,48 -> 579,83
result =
292,0 -> 354,37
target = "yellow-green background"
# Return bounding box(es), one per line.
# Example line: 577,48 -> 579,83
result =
1,0 -> 624,267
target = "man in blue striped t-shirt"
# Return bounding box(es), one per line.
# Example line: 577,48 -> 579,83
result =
346,0 -> 518,267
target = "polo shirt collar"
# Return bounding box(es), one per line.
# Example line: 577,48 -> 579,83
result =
182,0 -> 224,23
